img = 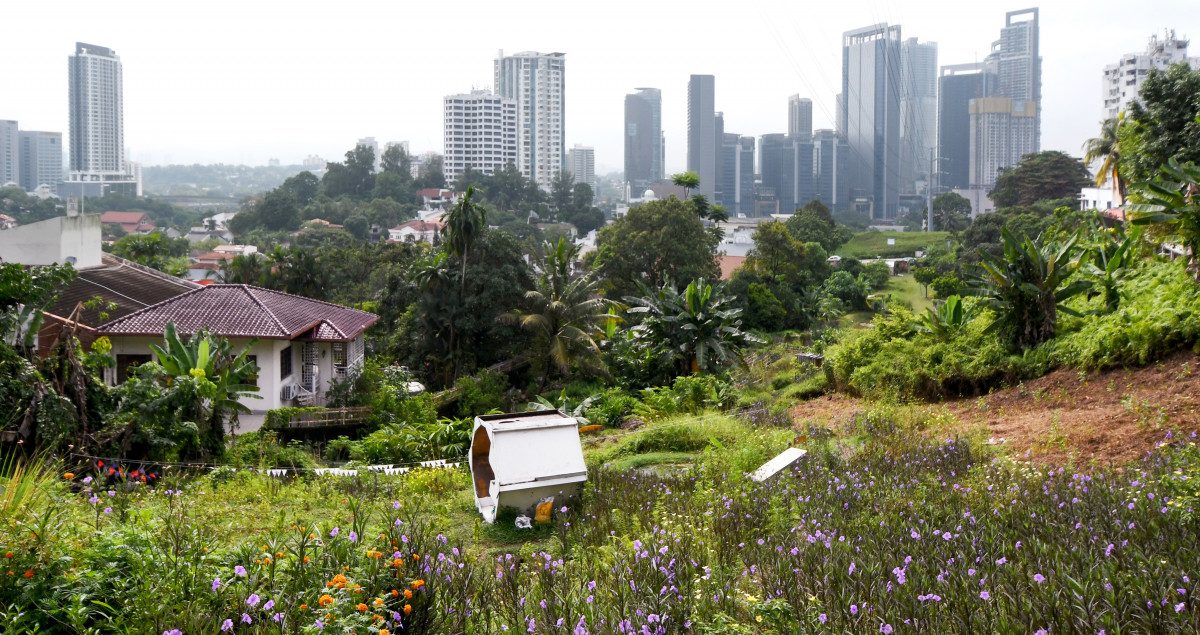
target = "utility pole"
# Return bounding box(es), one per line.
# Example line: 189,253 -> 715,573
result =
926,148 -> 937,232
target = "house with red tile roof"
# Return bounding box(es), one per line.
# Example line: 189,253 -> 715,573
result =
95,285 -> 379,412
99,211 -> 156,235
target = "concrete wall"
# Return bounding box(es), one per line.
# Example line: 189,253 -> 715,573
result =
0,214 -> 102,268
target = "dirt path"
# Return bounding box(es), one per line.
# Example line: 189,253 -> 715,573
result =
791,352 -> 1200,464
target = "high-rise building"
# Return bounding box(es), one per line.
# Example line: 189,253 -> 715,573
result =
966,8 -> 1041,190
788,95 -> 813,140
495,50 -> 566,190
0,120 -> 17,187
687,74 -> 717,198
624,88 -> 663,194
442,90 -> 518,186
718,133 -> 755,217
841,24 -> 903,219
65,42 -> 136,197
938,63 -> 995,191
18,131 -> 63,192
357,136 -> 380,171
760,133 -> 815,216
567,145 -> 595,189
813,129 -> 850,210
969,97 -> 1037,189
1103,30 -> 1199,120
900,38 -> 938,194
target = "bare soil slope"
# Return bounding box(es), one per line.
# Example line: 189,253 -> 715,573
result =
791,352 -> 1200,464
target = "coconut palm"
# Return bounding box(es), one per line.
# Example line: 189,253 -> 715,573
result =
500,239 -> 616,383
1083,116 -> 1125,201
441,185 -> 488,291
1128,159 -> 1200,280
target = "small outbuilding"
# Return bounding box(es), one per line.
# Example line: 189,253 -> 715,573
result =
470,410 -> 588,524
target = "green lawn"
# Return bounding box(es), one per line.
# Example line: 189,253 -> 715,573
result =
837,230 -> 950,259
885,271 -> 934,313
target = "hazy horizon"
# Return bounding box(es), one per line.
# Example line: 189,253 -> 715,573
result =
4,0 -> 1197,175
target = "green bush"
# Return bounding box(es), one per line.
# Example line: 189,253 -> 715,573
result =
226,430 -> 319,469
454,369 -> 508,417
583,388 -> 638,427
263,406 -> 323,429
1049,261 -> 1200,369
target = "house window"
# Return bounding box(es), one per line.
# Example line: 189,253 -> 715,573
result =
245,355 -> 258,387
280,345 -> 293,381
332,342 -> 347,377
115,354 -> 152,383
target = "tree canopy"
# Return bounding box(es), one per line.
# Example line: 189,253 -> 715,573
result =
593,196 -> 721,299
990,151 -> 1092,208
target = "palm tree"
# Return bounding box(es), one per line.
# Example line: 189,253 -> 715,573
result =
441,185 -> 488,291
210,253 -> 267,285
500,239 -> 616,384
625,278 -> 762,374
1083,116 -> 1125,202
671,172 -> 701,199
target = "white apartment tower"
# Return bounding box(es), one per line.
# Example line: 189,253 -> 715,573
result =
495,51 -> 565,190
442,90 -> 518,186
1103,30 -> 1199,120
66,42 -> 137,197
567,145 -> 595,189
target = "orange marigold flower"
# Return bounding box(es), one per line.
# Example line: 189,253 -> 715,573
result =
411,579 -> 425,589
356,602 -> 368,612
304,556 -> 311,563
403,604 -> 412,615
309,533 -> 316,539
299,604 -> 308,610
63,472 -> 75,479
374,551 -> 383,559
392,558 -> 404,568
381,630 -> 391,635
276,551 -> 284,558
391,589 -> 400,597
404,589 -> 413,599
373,598 -> 384,607
4,552 -> 12,558
374,614 -> 385,622
411,554 -> 419,561
24,569 -> 34,578
319,594 -> 334,607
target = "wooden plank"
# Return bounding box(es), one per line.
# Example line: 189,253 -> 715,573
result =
750,447 -> 807,482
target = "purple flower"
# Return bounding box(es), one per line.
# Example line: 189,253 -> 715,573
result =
849,562 -> 856,575
272,613 -> 283,622
241,613 -> 252,624
980,591 -> 991,600
212,577 -> 221,591
1033,574 -> 1045,583
103,507 -> 112,514
263,599 -> 274,611
819,614 -> 828,623
246,594 -> 260,607
163,631 -> 182,635
881,625 -> 893,634
82,476 -> 93,484
393,501 -> 401,509
330,527 -> 339,537
348,531 -> 358,542
89,496 -> 99,504
1035,630 -> 1047,635
221,619 -> 233,632
850,604 -> 859,615
1176,603 -> 1186,613
996,557 -> 1007,565
234,565 -> 247,576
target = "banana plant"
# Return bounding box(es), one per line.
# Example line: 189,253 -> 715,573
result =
1127,158 -> 1200,281
1082,222 -> 1142,313
966,228 -> 1091,350
916,295 -> 980,341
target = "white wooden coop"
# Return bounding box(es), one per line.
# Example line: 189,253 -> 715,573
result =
469,410 -> 588,523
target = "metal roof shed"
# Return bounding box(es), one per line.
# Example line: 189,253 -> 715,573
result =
470,410 -> 588,523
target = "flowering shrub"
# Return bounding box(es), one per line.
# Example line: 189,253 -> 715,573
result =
2,418 -> 1200,633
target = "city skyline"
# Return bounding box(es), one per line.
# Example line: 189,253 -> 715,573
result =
3,0 -> 1198,174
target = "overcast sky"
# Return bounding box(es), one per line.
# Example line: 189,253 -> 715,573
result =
4,0 -> 1198,175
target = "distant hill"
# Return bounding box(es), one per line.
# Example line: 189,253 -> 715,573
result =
142,164 -> 312,198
